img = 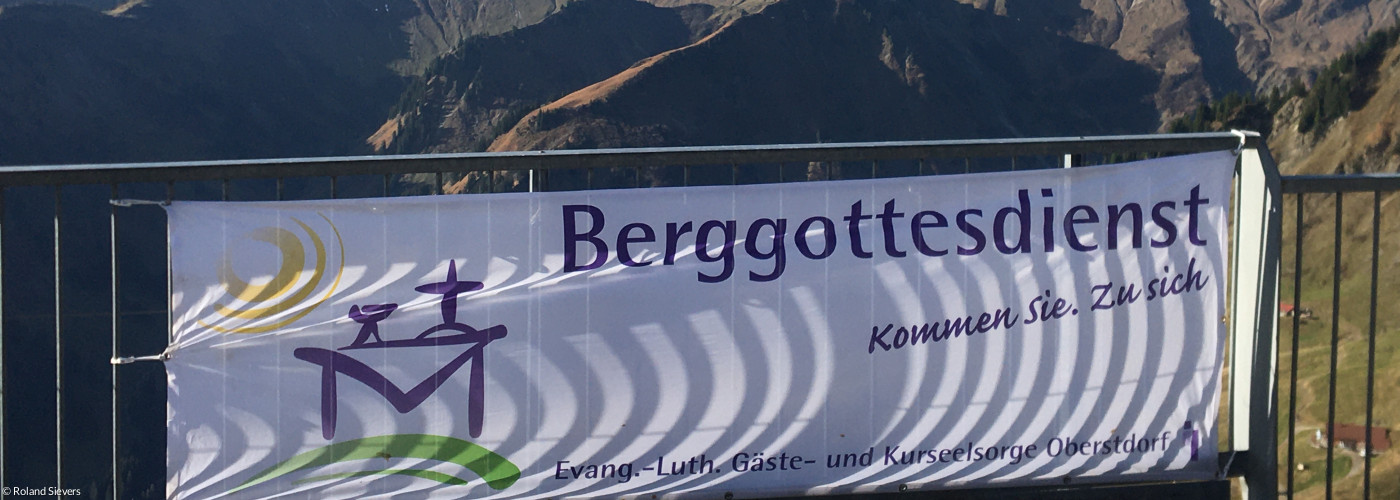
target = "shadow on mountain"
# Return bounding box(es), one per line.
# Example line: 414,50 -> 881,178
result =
491,0 -> 1162,151
996,0 -> 1089,35
380,0 -> 694,154
1183,0 -> 1254,97
0,0 -> 414,166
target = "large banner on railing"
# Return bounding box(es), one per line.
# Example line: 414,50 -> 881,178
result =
166,151 -> 1234,499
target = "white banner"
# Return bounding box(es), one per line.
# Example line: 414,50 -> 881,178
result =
166,151 -> 1234,499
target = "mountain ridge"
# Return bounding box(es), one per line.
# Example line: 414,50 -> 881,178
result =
959,0 -> 1400,118
375,0 -> 695,154
487,0 -> 1162,152
5,0 -> 1400,166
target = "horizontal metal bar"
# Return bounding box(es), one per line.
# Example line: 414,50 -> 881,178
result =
1282,174 -> 1400,193
0,133 -> 1251,187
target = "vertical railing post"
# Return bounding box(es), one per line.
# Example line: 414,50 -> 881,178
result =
1227,134 -> 1282,500
110,184 -> 121,499
53,187 -> 63,493
0,188 -> 5,490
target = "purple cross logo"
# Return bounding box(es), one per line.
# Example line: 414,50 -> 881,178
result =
1181,420 -> 1200,461
293,260 -> 507,440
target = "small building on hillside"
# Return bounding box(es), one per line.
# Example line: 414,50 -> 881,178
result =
1280,302 -> 1313,319
1314,424 -> 1391,456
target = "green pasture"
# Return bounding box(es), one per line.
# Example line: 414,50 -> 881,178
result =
1273,192 -> 1398,499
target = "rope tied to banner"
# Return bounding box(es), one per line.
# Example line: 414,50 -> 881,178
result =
110,197 -> 173,365
111,346 -> 173,364
1229,129 -> 1257,155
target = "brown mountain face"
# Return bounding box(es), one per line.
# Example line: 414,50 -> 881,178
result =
488,0 -> 1162,152
957,0 -> 1400,119
393,0 -> 579,73
1269,35 -> 1400,175
0,0 -> 587,166
6,0 -> 1399,166
373,0 -> 696,154
1211,0 -> 1399,89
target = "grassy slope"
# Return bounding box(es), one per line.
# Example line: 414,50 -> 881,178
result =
1151,28 -> 1399,497
1270,39 -> 1400,500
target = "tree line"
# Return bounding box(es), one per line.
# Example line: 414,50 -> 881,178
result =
1168,23 -> 1400,136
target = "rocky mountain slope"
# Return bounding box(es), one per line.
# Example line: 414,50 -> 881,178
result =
485,0 -> 1162,152
531,0 -> 1400,120
1173,23 -> 1400,175
5,0 -> 1400,166
0,0 -> 585,165
1268,32 -> 1400,176
373,0 -> 697,154
391,0 -> 576,73
410,0 -> 1400,154
937,0 -> 1400,118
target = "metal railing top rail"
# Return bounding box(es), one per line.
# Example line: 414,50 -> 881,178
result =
1281,174 -> 1400,193
0,132 -> 1256,187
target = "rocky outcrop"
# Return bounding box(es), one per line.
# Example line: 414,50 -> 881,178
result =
956,0 -> 1400,119
1268,37 -> 1400,174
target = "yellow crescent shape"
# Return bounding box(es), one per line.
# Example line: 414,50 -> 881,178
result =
201,214 -> 346,334
218,226 -> 305,305
213,218 -> 325,319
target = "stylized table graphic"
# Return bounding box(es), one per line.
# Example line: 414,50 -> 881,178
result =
294,260 -> 507,440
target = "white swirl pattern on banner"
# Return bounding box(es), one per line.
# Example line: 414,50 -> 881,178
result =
166,152 -> 1234,499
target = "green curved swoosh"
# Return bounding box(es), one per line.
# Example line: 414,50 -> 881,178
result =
294,468 -> 470,486
230,434 -> 519,493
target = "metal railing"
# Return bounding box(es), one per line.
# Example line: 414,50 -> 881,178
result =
1277,176 -> 1400,500
0,132 -> 1380,499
